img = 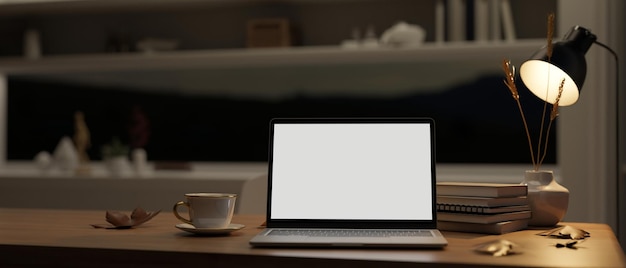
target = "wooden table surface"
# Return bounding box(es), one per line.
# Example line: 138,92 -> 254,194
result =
0,208 -> 624,268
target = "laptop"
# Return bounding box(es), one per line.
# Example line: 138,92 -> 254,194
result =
249,118 -> 448,248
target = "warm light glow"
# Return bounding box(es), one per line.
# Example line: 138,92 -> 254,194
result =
519,60 -> 580,106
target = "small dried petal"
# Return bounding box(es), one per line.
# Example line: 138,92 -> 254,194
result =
131,208 -> 161,227
131,207 -> 149,220
95,207 -> 161,229
538,225 -> 590,240
106,211 -> 132,227
555,241 -> 579,249
559,225 -> 590,240
474,239 -> 518,257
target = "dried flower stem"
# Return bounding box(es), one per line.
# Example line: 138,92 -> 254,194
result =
501,13 -> 560,171
537,103 -> 549,169
534,12 -> 557,171
546,13 -> 555,60
539,78 -> 565,166
550,79 -> 565,120
503,59 -> 537,169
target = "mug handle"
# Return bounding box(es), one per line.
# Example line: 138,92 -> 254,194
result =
173,201 -> 192,224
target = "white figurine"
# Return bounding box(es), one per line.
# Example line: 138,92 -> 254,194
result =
53,136 -> 79,172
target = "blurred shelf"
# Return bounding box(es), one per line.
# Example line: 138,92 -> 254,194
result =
0,0 -> 263,15
0,0 -> 372,15
0,40 -> 544,75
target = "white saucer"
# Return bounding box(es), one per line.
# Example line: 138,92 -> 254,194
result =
175,223 -> 245,235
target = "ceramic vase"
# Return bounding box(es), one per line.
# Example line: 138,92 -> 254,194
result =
106,156 -> 132,177
132,148 -> 148,176
521,170 -> 569,226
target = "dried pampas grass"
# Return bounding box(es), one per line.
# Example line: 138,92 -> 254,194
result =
502,12 -> 564,171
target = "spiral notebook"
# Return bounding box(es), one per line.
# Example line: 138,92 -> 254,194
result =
437,204 -> 530,214
249,118 -> 448,248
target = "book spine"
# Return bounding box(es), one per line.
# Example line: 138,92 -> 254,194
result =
500,0 -> 516,42
447,0 -> 466,42
438,204 -> 489,213
474,0 -> 489,41
437,211 -> 530,224
489,0 -> 501,41
437,219 -> 528,234
435,0 -> 445,43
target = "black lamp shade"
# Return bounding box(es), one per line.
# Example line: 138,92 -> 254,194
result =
520,26 -> 597,106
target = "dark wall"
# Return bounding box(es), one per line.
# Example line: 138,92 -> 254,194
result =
7,75 -> 556,164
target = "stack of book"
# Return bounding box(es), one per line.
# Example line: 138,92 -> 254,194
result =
435,182 -> 531,234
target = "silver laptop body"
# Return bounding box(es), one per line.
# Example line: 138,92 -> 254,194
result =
249,118 -> 448,248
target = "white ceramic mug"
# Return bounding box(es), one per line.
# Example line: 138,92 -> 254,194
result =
173,193 -> 237,228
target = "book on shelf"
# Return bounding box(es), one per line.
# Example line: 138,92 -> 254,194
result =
436,182 -> 527,198
437,204 -> 529,214
437,195 -> 528,207
437,219 -> 529,234
437,210 -> 531,224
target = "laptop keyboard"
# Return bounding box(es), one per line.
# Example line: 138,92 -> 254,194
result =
268,229 -> 433,237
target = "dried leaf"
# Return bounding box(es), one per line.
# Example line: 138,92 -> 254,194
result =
537,225 -> 590,240
131,207 -> 149,220
131,209 -> 161,227
558,225 -> 590,240
474,239 -> 519,257
94,207 -> 161,229
106,211 -> 132,227
556,241 -> 579,249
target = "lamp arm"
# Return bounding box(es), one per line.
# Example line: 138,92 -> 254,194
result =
593,41 -> 619,99
594,40 -> 621,234
594,40 -> 619,63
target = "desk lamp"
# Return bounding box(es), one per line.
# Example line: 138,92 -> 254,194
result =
519,24 -> 620,227
520,25 -> 606,106
520,25 -> 618,106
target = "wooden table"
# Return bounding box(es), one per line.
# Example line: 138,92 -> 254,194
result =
0,208 -> 624,268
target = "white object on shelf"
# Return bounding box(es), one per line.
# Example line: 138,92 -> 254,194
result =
340,27 -> 361,49
34,151 -> 52,171
106,156 -> 132,177
132,148 -> 149,176
52,136 -> 78,173
340,26 -> 380,49
361,25 -> 380,48
380,21 -> 426,47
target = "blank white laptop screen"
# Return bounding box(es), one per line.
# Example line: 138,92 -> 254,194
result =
270,122 -> 433,221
